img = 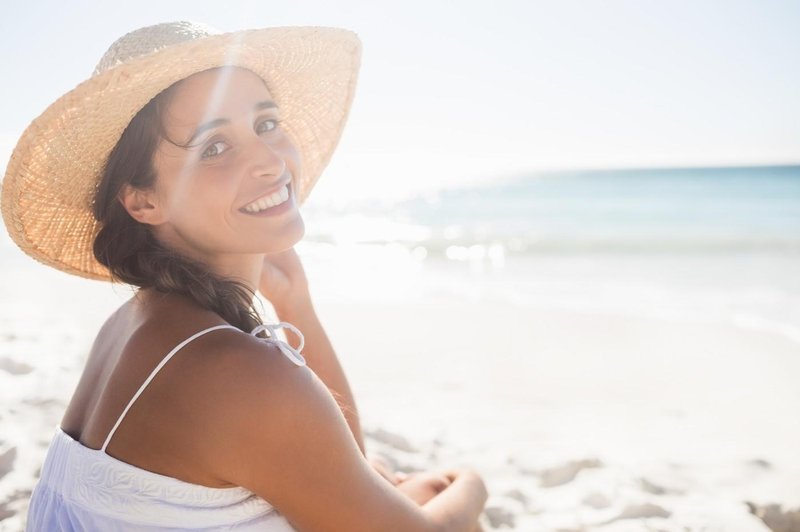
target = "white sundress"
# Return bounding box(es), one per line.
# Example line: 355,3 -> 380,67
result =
26,322 -> 307,531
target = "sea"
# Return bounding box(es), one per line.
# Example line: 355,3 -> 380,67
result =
299,165 -> 800,344
2,164 -> 799,344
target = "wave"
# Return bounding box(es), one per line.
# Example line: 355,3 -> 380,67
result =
301,231 -> 800,256
302,164 -> 800,256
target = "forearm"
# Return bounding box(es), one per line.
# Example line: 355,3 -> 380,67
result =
273,295 -> 367,456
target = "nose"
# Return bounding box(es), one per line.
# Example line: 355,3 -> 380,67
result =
247,136 -> 285,181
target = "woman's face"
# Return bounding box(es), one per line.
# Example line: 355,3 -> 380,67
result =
149,66 -> 304,266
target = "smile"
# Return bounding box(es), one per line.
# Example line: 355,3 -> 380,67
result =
240,182 -> 292,213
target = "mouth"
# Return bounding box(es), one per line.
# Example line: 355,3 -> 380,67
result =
239,179 -> 294,215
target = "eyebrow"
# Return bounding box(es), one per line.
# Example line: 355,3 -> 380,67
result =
184,100 -> 279,146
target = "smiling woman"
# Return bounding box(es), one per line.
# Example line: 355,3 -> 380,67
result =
98,66 -> 306,306
1,20 -> 487,532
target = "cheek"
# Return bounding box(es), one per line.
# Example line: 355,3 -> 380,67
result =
282,142 -> 303,188
187,163 -> 240,198
278,133 -> 302,167
161,177 -> 235,229
193,184 -> 238,221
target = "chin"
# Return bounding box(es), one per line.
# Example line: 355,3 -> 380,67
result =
262,216 -> 305,253
288,212 -> 306,242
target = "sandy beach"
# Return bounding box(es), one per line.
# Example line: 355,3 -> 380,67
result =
318,299 -> 800,531
1,243 -> 799,530
1,0 -> 798,526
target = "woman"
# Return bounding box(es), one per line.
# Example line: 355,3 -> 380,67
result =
1,21 -> 488,531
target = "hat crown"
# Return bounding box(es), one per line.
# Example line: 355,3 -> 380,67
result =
93,21 -> 221,76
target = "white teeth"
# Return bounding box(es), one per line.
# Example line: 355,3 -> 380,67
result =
243,185 -> 290,213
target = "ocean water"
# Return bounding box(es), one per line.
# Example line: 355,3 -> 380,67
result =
2,165 -> 799,343
300,165 -> 800,342
304,165 -> 800,254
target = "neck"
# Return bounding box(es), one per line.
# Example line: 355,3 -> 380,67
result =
153,228 -> 264,291
204,253 -> 264,292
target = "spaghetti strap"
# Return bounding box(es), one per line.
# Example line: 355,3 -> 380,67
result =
251,321 -> 307,367
101,320 -> 308,453
101,324 -> 238,453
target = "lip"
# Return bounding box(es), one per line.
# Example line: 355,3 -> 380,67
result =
238,180 -> 295,217
239,176 -> 292,212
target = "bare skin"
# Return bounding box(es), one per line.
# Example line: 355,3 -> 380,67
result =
60,66 -> 488,531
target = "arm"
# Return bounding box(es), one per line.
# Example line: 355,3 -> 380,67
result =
259,248 -> 366,454
200,336 -> 488,532
257,248 -> 476,505
272,294 -> 366,456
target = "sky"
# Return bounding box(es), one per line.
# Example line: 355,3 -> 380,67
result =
1,0 -> 798,203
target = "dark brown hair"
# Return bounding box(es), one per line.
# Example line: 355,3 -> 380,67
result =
92,84 -> 262,332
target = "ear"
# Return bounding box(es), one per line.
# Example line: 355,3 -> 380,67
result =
118,184 -> 167,225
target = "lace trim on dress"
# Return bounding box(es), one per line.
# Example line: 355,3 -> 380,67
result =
42,428 -> 277,527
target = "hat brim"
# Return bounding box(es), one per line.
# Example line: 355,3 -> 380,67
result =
1,26 -> 361,281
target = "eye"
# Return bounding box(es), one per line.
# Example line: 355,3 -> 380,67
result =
256,118 -> 282,134
201,140 -> 229,159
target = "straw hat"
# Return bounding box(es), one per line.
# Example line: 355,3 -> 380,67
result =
1,21 -> 361,280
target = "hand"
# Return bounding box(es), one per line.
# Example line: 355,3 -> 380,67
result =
394,470 -> 453,506
258,248 -> 310,312
368,454 -> 400,485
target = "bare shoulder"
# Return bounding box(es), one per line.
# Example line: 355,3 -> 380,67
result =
187,329 -> 434,532
187,327 -> 338,462
168,326 -> 324,458
185,326 -> 311,407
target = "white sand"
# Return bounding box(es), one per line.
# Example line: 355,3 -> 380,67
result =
1,251 -> 799,530
315,299 -> 800,531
